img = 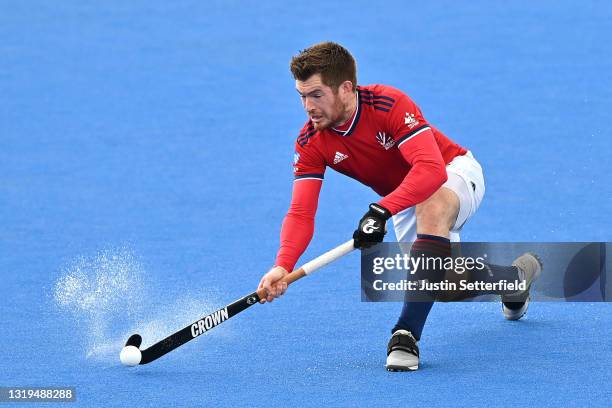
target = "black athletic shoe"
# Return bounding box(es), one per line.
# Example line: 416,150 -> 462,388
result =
386,330 -> 419,371
502,253 -> 543,320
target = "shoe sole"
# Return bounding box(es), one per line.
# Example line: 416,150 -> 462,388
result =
386,365 -> 418,372
502,296 -> 530,320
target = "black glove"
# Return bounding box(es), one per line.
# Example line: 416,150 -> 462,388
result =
353,203 -> 392,249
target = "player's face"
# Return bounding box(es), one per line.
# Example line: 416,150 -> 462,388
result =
296,74 -> 349,130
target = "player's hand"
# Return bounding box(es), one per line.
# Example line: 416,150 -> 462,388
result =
353,203 -> 391,249
258,266 -> 289,303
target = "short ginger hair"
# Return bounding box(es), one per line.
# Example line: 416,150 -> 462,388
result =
290,42 -> 357,92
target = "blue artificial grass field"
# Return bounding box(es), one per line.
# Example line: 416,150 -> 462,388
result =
1,1 -> 611,406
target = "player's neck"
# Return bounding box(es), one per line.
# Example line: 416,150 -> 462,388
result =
332,92 -> 358,131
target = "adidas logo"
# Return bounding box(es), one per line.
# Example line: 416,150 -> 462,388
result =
333,151 -> 349,164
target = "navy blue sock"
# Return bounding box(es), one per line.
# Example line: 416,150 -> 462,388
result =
393,234 -> 450,340
468,262 -> 522,295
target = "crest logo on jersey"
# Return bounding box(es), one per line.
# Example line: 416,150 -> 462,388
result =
293,152 -> 300,173
405,112 -> 419,129
333,151 -> 349,164
376,131 -> 395,150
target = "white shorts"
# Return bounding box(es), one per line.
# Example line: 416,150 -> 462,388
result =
392,151 -> 485,243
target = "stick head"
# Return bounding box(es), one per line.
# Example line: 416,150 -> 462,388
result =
125,334 -> 142,348
120,334 -> 143,366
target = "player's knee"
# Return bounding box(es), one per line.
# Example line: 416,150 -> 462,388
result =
416,194 -> 458,234
416,204 -> 452,234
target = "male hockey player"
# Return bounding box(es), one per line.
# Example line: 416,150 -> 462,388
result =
258,42 -> 541,371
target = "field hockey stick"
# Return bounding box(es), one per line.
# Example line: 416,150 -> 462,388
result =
120,239 -> 355,366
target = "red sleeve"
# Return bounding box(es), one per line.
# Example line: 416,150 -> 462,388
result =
293,123 -> 326,180
274,179 -> 322,272
377,92 -> 447,214
378,130 -> 447,214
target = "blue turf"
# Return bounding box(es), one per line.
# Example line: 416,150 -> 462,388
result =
1,1 -> 611,407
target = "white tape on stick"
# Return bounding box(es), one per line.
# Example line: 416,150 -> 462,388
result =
301,239 -> 355,275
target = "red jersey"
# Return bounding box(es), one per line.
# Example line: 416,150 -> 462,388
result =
293,84 -> 466,195
275,84 -> 467,272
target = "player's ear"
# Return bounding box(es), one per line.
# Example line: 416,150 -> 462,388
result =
339,80 -> 354,96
